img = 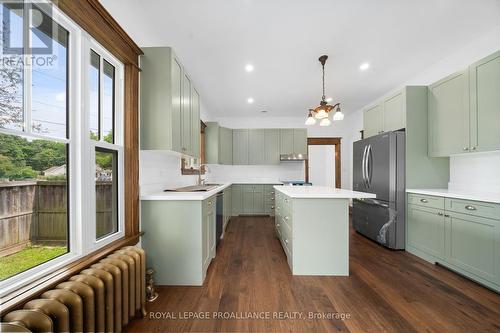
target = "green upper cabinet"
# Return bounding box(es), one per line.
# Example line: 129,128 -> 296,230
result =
205,123 -> 232,164
293,129 -> 308,155
191,88 -> 200,158
248,129 -> 266,165
264,129 -> 280,165
219,127 -> 233,165
140,47 -> 201,157
280,129 -> 294,154
233,129 -> 249,165
280,129 -> 307,155
383,90 -> 405,132
363,103 -> 384,138
428,70 -> 470,157
469,50 -> 500,153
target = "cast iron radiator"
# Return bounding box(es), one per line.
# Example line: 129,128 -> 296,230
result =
0,245 -> 146,333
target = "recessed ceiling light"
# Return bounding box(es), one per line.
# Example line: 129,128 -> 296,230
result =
326,97 -> 333,102
247,97 -> 254,104
359,62 -> 370,71
245,64 -> 254,72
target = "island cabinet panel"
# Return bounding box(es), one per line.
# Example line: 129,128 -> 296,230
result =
232,129 -> 249,165
140,47 -> 201,157
274,189 -> 350,276
141,198 -> 215,286
406,193 -> 500,292
470,50 -> 500,153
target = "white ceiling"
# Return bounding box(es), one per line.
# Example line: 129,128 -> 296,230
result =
100,0 -> 500,118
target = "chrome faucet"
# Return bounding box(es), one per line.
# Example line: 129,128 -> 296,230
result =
197,164 -> 209,185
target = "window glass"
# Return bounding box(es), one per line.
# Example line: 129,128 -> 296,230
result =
95,147 -> 118,239
0,3 -> 24,131
89,50 -> 100,140
31,18 -> 69,138
102,60 -> 114,143
0,133 -> 69,281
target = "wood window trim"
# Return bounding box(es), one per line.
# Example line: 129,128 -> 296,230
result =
0,0 -> 143,314
305,137 -> 342,189
181,121 -> 207,175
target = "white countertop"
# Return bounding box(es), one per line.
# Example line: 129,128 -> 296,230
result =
406,188 -> 500,204
211,180 -> 283,185
141,183 -> 231,201
274,186 -> 376,199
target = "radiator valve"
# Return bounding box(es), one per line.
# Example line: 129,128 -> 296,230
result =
146,268 -> 159,302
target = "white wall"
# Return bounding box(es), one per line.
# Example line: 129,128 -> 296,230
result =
308,145 -> 335,187
449,151 -> 500,193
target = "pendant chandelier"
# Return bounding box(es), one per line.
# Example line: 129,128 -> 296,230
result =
305,55 -> 344,126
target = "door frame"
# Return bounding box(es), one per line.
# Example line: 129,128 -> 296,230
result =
305,137 -> 342,188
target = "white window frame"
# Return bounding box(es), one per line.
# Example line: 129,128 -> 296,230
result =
0,0 -> 125,296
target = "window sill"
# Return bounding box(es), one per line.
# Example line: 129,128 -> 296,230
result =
0,234 -> 141,316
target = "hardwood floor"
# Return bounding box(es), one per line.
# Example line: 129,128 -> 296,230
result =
125,216 -> 500,332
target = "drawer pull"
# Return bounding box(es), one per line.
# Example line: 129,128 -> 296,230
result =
271,206 -> 275,209
437,212 -> 443,216
444,214 -> 450,218
277,223 -> 280,227
465,205 -> 477,211
208,201 -> 212,205
284,216 -> 289,220
419,199 -> 428,203
284,239 -> 289,244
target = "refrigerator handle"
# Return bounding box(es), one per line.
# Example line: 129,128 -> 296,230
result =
362,145 -> 368,187
367,144 -> 373,187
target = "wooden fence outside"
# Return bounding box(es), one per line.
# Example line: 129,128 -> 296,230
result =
0,181 -> 113,257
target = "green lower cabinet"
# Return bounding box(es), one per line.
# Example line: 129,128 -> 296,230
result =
253,186 -> 264,213
407,195 -> 500,291
407,204 -> 445,261
232,185 -> 243,215
443,212 -> 500,287
242,188 -> 254,214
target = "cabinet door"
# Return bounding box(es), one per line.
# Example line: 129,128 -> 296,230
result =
407,204 -> 445,260
171,57 -> 183,152
470,50 -> 500,153
444,212 -> 499,284
363,104 -> 383,138
253,185 -> 264,214
293,129 -> 308,155
232,129 -> 249,165
231,185 -> 242,216
428,70 -> 469,157
220,127 -> 233,165
205,123 -> 220,164
383,90 -> 405,132
264,129 -> 280,165
191,88 -> 200,158
280,129 -> 294,155
242,186 -> 254,214
181,73 -> 192,154
210,208 -> 216,258
248,129 -> 266,165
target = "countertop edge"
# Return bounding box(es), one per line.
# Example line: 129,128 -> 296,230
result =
273,186 -> 377,199
406,189 -> 500,204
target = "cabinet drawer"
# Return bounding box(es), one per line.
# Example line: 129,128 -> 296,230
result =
408,193 -> 444,210
280,221 -> 293,252
445,198 -> 500,220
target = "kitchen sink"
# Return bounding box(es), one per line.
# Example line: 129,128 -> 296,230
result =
164,184 -> 222,192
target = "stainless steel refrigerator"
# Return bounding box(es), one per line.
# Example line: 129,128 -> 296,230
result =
352,131 -> 405,249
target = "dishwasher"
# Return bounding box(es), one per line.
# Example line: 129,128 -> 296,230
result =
216,191 -> 223,247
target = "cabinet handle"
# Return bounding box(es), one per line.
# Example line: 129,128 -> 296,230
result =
470,146 -> 476,151
463,147 -> 469,151
277,223 -> 280,227
420,199 -> 428,203
271,206 -> 275,209
437,212 -> 443,216
444,214 -> 450,218
284,216 -> 289,220
284,239 -> 289,244
208,201 -> 212,205
465,205 -> 476,211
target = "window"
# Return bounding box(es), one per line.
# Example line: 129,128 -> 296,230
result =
0,1 -> 124,292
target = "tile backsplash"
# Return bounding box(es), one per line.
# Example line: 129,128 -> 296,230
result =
449,151 -> 500,193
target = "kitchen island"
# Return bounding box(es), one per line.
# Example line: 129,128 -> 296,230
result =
274,186 -> 375,276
